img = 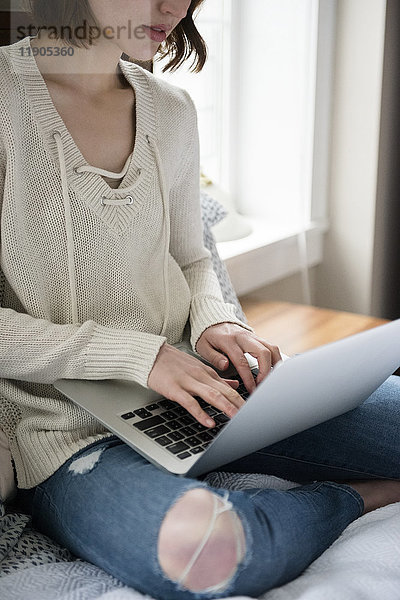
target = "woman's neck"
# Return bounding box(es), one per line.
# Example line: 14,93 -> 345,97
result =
30,32 -> 127,96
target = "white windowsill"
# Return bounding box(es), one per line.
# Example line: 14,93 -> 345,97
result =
215,217 -> 329,297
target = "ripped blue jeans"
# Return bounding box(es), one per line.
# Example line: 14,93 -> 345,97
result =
26,376 -> 400,599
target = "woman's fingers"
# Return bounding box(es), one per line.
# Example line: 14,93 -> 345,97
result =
226,347 -> 258,394
225,337 -> 282,392
196,324 -> 283,394
172,388 -> 217,428
223,378 -> 240,390
170,381 -> 239,427
172,377 -> 243,427
195,383 -> 239,419
253,338 -> 282,385
205,370 -> 243,408
148,344 -> 246,427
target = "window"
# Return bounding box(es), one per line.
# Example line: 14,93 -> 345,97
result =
154,1 -> 336,297
153,0 -> 232,188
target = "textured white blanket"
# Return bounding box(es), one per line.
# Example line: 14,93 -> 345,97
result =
262,502 -> 400,600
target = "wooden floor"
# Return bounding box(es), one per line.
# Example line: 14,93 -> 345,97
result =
238,300 -> 388,356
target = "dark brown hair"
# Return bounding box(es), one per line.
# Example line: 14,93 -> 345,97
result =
24,0 -> 208,74
155,0 -> 208,73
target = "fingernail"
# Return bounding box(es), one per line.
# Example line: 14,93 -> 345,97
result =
219,358 -> 228,369
206,418 -> 215,427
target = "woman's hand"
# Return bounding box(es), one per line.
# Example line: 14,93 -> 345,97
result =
147,343 -> 245,428
196,323 -> 282,394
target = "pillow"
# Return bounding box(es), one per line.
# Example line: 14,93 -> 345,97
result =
0,429 -> 17,503
200,190 -> 247,324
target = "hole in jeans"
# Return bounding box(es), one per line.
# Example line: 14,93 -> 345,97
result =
68,448 -> 104,475
158,488 -> 246,593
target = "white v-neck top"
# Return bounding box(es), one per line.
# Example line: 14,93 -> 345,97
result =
0,36 -> 251,489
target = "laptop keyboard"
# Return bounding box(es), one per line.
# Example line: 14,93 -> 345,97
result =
119,370 -> 258,461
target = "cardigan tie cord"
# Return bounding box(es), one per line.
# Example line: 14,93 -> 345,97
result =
52,130 -> 171,337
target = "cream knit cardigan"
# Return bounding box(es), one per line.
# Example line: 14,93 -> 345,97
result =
0,36 -> 250,489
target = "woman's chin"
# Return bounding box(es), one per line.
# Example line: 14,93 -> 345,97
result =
118,43 -> 160,63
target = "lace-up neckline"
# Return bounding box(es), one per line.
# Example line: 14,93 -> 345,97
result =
13,35 -> 157,220
74,150 -> 138,194
91,151 -> 134,189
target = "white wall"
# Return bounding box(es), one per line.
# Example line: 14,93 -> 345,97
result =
315,0 -> 387,314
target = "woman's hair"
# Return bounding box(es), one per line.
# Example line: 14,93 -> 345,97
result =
155,0 -> 208,73
24,0 -> 208,73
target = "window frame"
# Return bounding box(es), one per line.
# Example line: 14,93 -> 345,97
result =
154,0 -> 337,296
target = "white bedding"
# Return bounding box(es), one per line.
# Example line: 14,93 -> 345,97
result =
262,502 -> 400,600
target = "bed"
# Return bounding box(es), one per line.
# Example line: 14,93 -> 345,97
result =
1,193 -> 399,599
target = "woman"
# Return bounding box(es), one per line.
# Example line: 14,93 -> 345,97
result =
1,1 -> 400,598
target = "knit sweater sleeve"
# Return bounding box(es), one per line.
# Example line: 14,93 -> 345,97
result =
169,91 -> 254,352
0,145 -> 166,388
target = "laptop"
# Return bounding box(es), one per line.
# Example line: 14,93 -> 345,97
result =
53,318 -> 400,477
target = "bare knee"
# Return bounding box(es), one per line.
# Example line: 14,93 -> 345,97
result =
158,488 -> 246,593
